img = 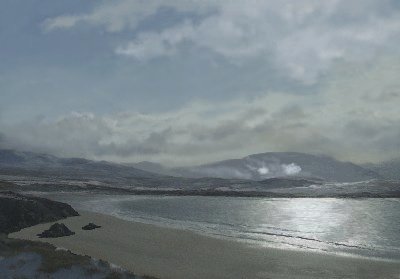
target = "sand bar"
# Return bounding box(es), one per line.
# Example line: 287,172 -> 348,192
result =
9,211 -> 400,279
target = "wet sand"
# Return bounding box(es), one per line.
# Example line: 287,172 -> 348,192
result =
9,211 -> 400,279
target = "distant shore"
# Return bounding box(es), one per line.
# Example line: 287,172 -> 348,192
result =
10,211 -> 400,279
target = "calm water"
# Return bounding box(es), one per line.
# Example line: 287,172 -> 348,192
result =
43,193 -> 400,260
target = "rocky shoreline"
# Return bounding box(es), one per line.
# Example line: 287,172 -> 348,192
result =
0,190 -> 157,279
0,191 -> 79,234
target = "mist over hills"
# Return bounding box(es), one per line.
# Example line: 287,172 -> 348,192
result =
0,149 -> 394,184
1,149 -> 400,197
363,159 -> 400,180
0,149 -> 322,194
0,149 -> 158,181
132,152 -> 381,183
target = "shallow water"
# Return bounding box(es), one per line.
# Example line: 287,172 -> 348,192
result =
42,193 -> 400,260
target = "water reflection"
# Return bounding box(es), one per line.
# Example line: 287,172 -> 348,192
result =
42,193 -> 400,260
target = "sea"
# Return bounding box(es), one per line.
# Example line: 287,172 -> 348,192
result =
40,192 -> 400,261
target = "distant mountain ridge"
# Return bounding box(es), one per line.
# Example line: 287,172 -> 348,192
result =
0,149 -> 158,181
0,149 -> 325,193
0,149 -> 389,183
363,158 -> 400,180
1,149 -> 400,197
132,152 -> 381,182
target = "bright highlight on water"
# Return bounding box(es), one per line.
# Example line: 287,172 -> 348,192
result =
45,193 -> 400,261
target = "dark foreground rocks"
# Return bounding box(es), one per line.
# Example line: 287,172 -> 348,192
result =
0,190 -> 158,278
0,191 -> 79,234
82,222 -> 102,230
37,223 -> 75,238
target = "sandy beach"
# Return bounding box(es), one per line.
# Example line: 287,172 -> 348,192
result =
9,211 -> 400,279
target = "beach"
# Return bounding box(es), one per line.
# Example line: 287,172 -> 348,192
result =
9,211 -> 400,279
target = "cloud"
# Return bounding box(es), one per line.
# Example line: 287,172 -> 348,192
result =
43,1 -> 162,32
281,163 -> 302,175
115,21 -> 195,60
43,0 -> 214,32
2,54 -> 400,165
45,0 -> 400,83
99,0 -> 400,83
4,1 -> 398,165
257,166 -> 269,175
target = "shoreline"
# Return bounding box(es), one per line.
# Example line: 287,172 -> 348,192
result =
10,211 -> 400,279
71,209 -> 400,263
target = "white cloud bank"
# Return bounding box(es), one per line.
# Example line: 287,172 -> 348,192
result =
1,54 -> 400,165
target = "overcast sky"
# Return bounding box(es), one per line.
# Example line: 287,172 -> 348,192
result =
1,0 -> 400,165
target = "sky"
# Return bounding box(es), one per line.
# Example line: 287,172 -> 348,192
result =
1,0 -> 400,166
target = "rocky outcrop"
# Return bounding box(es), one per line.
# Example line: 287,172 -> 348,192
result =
82,223 -> 101,230
0,191 -> 79,234
37,223 -> 75,238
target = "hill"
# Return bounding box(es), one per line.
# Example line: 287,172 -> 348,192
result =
136,152 -> 381,182
0,149 -> 159,183
363,158 -> 400,180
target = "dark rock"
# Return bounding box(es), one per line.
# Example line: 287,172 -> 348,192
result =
82,223 -> 101,230
37,223 -> 75,238
0,191 -> 79,234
